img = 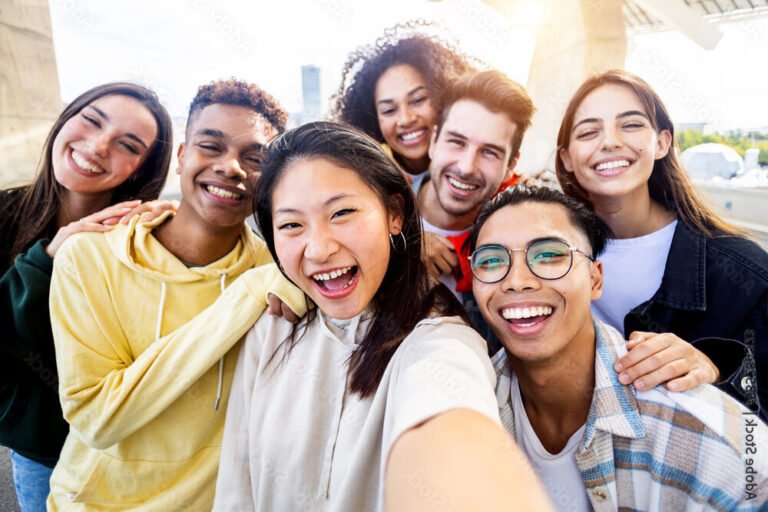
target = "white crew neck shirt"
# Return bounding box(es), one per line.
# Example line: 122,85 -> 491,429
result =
592,220 -> 677,336
214,311 -> 500,511
411,174 -> 469,298
510,374 -> 592,512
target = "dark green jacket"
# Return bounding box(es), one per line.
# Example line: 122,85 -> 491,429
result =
0,188 -> 67,467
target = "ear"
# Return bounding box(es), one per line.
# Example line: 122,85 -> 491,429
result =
503,151 -> 520,181
388,194 -> 405,234
427,125 -> 438,161
590,259 -> 604,301
176,143 -> 186,175
559,147 -> 574,173
655,129 -> 672,160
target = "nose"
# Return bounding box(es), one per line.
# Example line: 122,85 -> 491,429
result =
501,250 -> 539,293
601,124 -> 622,151
90,132 -> 110,158
214,152 -> 247,180
397,105 -> 416,127
455,148 -> 477,176
304,225 -> 340,263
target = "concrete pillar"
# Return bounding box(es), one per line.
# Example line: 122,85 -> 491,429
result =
516,0 -> 626,175
0,0 -> 61,188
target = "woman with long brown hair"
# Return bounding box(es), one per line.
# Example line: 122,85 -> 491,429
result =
0,82 -> 173,510
555,69 -> 767,419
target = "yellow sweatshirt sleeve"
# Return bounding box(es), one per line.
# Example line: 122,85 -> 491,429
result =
50,252 -> 290,450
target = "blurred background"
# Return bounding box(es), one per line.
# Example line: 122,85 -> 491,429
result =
2,1 -> 768,507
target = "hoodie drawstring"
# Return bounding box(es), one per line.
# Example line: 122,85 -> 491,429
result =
213,273 -> 227,412
155,282 -> 167,342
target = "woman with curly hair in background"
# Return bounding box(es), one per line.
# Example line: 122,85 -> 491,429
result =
331,21 -> 478,178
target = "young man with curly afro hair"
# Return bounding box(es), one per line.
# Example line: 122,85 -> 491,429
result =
47,79 -> 304,510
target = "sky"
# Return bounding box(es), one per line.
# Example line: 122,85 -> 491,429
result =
48,0 -> 768,131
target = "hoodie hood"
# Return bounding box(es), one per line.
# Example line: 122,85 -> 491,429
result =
105,211 -> 267,283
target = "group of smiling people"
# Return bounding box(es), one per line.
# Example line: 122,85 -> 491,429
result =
1,22 -> 767,511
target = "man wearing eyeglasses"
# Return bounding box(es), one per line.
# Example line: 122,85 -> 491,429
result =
468,186 -> 767,511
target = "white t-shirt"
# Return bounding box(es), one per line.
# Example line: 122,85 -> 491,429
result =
510,374 -> 592,512
214,311 -> 500,512
412,174 -> 470,298
592,220 -> 677,336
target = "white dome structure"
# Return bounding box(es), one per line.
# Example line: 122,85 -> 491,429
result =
681,143 -> 745,181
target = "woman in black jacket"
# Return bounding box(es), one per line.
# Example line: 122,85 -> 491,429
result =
0,82 -> 172,510
555,69 -> 767,420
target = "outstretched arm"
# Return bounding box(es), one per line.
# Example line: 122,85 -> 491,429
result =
386,409 -> 552,511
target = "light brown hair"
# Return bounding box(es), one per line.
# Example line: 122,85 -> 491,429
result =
555,69 -> 741,238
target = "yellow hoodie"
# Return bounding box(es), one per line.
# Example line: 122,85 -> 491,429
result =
47,213 -> 304,510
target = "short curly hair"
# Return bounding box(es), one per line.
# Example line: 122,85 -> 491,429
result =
330,20 -> 479,142
186,78 -> 287,135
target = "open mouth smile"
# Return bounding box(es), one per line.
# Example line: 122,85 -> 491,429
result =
593,159 -> 633,176
500,305 -> 554,335
397,129 -> 427,145
310,266 -> 360,298
70,149 -> 105,175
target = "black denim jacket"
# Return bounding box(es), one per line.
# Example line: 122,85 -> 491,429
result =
624,221 -> 768,421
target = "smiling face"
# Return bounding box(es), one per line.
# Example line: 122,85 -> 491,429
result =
472,201 -> 602,364
426,99 -> 516,221
374,64 -> 437,172
52,94 -> 158,197
176,103 -> 277,232
272,157 -> 401,319
559,83 -> 671,203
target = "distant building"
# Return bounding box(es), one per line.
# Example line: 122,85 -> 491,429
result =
301,65 -> 322,121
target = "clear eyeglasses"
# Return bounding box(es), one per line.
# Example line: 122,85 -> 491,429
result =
468,238 -> 595,283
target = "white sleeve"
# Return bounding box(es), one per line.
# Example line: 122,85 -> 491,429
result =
383,320 -> 500,455
213,327 -> 260,512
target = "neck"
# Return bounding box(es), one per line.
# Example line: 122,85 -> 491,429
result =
398,154 -> 430,175
153,204 -> 243,266
57,189 -> 112,228
509,323 -> 596,453
418,177 -> 477,231
591,187 -> 675,239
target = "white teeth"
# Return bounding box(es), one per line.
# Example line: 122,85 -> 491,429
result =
400,129 -> 425,142
312,266 -> 352,281
501,306 -> 553,320
71,150 -> 104,174
205,185 -> 243,200
447,177 -> 479,191
595,159 -> 630,171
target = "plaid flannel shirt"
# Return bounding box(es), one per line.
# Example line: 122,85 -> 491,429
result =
494,320 -> 768,511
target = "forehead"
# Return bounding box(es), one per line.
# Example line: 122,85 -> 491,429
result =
189,103 -> 277,144
86,94 -> 157,134
574,83 -> 647,122
477,201 -> 589,248
441,99 -> 516,148
375,64 -> 427,97
273,157 -> 381,209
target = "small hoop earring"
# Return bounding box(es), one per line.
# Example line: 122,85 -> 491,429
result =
389,231 -> 407,253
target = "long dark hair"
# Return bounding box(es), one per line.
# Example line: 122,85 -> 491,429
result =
2,82 -> 173,265
254,121 -> 466,397
330,20 -> 478,144
555,69 -> 741,238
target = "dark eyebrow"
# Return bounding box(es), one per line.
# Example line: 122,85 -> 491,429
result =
572,110 -> 649,133
617,110 -> 649,120
193,128 -> 225,139
376,85 -> 428,105
445,130 -> 505,154
86,105 -> 149,149
274,193 -> 353,216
